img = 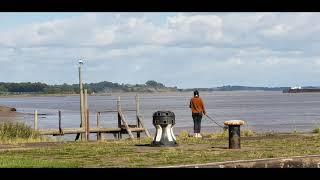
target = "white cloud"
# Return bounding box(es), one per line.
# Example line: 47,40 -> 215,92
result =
1,13 -> 320,87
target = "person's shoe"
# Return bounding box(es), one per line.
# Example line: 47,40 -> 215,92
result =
194,133 -> 198,137
198,133 -> 202,138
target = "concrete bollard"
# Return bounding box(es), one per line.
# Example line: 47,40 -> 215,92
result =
224,120 -> 245,149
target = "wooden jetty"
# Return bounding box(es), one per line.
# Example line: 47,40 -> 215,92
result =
34,92 -> 151,141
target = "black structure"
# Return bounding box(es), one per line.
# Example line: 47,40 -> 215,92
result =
228,125 -> 241,149
224,120 -> 245,149
151,111 -> 177,147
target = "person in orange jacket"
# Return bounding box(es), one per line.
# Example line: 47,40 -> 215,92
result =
189,90 -> 206,138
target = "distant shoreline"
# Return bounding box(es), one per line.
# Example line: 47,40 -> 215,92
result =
0,90 -> 287,98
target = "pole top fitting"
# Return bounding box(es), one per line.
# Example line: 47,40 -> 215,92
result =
224,120 -> 245,126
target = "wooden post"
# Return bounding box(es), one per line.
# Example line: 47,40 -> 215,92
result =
84,89 -> 89,141
86,108 -> 90,141
58,110 -> 62,134
117,96 -> 122,139
118,111 -> 134,139
34,110 -> 38,130
135,94 -> 140,138
79,63 -> 85,140
97,112 -> 102,140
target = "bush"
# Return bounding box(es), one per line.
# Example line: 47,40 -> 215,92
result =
312,127 -> 320,134
0,122 -> 41,141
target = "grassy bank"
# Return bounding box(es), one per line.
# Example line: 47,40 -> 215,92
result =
0,132 -> 319,167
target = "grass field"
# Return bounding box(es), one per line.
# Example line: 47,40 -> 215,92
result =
0,132 -> 319,168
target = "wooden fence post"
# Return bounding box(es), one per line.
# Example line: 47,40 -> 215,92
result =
117,96 -> 122,139
58,110 -> 62,134
34,110 -> 38,130
97,112 -> 102,140
80,89 -> 85,140
136,94 -> 140,138
84,89 -> 89,141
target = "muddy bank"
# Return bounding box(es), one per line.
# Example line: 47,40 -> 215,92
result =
0,105 -> 16,112
0,105 -> 21,122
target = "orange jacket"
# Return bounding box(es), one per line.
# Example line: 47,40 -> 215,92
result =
189,96 -> 206,115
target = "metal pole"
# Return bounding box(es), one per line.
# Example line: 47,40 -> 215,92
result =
34,110 -> 38,130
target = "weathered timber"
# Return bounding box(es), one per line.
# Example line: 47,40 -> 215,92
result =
83,89 -> 88,141
137,115 -> 151,137
96,112 -> 101,140
58,110 -> 63,134
34,110 -> 38,130
117,96 -> 122,139
136,94 -> 140,138
100,109 -> 136,113
118,110 -> 134,139
39,127 -> 146,136
40,127 -> 118,135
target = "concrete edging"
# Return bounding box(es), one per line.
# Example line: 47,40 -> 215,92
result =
157,155 -> 320,168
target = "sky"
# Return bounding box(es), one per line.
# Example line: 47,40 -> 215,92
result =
1,12 -> 320,88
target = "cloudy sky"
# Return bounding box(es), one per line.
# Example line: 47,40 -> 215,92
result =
1,12 -> 320,88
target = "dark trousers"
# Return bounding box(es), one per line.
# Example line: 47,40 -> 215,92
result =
192,113 -> 202,133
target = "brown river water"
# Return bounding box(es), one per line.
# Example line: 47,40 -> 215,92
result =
0,91 -> 320,140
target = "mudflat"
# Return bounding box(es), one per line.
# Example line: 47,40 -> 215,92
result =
0,105 -> 20,122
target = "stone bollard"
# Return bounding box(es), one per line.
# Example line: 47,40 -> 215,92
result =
151,111 -> 177,147
224,120 -> 245,149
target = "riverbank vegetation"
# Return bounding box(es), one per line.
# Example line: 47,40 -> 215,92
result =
0,131 -> 319,167
0,80 -> 178,95
0,122 -> 45,144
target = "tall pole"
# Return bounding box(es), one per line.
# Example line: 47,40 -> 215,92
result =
84,89 -> 89,141
79,60 -> 85,140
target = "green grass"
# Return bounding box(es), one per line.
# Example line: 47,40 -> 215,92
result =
0,132 -> 319,167
0,122 -> 47,143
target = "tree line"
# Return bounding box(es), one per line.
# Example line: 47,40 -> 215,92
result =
0,80 -> 177,94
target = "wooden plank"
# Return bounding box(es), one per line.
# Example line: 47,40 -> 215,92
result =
118,111 -> 134,139
137,115 -> 151,137
99,109 -> 136,113
39,127 -> 122,135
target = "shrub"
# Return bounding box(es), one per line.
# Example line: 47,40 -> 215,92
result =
0,121 -> 42,143
312,127 -> 320,134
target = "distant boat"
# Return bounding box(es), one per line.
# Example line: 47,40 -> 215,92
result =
283,86 -> 320,93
